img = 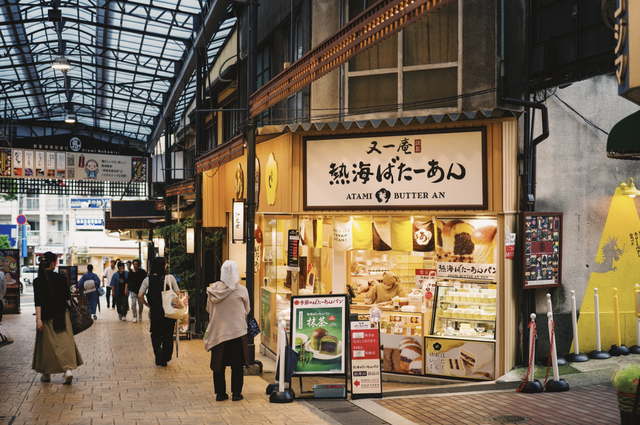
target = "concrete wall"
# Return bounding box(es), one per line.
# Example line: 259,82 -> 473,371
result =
531,75 -> 640,356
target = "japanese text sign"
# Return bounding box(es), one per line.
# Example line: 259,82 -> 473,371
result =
522,212 -> 562,289
304,129 -> 486,210
350,319 -> 382,399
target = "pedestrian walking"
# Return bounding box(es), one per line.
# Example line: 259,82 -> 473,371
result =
102,260 -> 116,309
204,260 -> 249,402
138,257 -> 179,367
77,265 -> 101,320
127,259 -> 147,323
110,262 -> 129,321
32,252 -> 83,384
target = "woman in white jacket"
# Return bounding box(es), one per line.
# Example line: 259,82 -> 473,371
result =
204,260 -> 249,401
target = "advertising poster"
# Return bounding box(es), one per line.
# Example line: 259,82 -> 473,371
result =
260,287 -> 272,348
291,294 -> 348,374
35,151 -> 45,177
13,149 -> 23,177
381,334 -> 423,375
24,150 -> 34,177
46,152 -> 56,177
424,337 -> 495,380
523,212 -> 562,288
0,148 -> 11,177
350,319 -> 382,399
436,217 -> 498,280
0,249 -> 20,288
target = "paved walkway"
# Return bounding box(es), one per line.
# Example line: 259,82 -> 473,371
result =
0,292 -> 330,425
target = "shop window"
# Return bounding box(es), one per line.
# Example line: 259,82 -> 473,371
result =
346,0 -> 459,115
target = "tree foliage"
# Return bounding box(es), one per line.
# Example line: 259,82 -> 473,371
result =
0,235 -> 12,249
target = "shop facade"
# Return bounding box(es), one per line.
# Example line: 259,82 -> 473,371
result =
200,117 -> 521,380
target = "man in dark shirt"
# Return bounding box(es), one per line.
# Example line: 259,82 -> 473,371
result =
127,259 -> 147,323
110,262 -> 129,321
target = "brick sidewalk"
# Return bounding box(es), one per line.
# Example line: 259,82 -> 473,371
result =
0,295 -> 331,425
376,384 -> 621,424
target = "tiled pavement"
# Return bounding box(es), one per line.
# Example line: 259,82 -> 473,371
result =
0,288 -> 630,425
0,292 -> 331,425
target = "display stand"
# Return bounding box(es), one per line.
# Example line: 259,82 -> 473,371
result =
289,294 -> 349,400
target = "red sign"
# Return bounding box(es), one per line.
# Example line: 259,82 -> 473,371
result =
16,214 -> 26,225
505,244 -> 515,259
350,320 -> 382,399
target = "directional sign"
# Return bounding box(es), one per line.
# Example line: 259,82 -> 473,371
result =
16,215 -> 27,225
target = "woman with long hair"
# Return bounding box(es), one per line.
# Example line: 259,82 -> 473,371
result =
138,257 -> 180,367
32,252 -> 83,384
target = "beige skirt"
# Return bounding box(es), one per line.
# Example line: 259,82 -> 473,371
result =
32,310 -> 84,374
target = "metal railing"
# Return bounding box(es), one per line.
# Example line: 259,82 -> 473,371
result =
45,231 -> 64,245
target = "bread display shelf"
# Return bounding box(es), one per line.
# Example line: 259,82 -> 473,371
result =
439,301 -> 496,307
438,317 -> 495,323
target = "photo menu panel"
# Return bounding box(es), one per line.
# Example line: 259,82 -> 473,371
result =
522,212 -> 562,289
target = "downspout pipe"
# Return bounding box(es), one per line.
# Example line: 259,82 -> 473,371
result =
503,97 -> 549,147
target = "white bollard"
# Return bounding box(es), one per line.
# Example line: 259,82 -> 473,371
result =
589,288 -> 611,359
278,318 -> 286,393
545,312 -> 569,391
566,291 -> 588,362
546,293 -> 566,365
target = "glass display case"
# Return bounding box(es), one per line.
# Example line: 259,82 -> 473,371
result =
431,280 -> 496,340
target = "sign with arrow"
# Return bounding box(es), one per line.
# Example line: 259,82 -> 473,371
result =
349,317 -> 382,399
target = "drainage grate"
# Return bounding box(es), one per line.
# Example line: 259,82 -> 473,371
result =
483,415 -> 531,424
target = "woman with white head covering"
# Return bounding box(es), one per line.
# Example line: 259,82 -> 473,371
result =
204,260 -> 250,401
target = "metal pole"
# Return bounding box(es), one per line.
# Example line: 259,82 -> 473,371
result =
195,47 -> 205,336
245,0 -> 258,365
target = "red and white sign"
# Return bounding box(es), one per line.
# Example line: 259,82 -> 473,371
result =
350,320 -> 382,399
415,268 -> 437,301
505,233 -> 516,259
16,215 -> 27,225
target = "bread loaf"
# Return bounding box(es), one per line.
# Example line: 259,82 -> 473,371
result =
471,225 -> 497,245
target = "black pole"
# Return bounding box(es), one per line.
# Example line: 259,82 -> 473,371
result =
245,0 -> 258,365
195,47 -> 205,336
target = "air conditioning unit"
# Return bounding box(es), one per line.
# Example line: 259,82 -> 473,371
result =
50,221 -> 56,225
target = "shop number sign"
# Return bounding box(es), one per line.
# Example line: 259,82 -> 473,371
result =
350,320 -> 382,399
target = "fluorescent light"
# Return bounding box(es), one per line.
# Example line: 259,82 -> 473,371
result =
64,113 -> 76,123
52,56 -> 70,71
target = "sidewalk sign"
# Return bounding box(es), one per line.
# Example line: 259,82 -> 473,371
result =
349,315 -> 382,399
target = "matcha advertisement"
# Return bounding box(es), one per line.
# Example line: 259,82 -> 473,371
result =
290,295 -> 348,374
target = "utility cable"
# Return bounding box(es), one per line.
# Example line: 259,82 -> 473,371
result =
553,93 -> 609,136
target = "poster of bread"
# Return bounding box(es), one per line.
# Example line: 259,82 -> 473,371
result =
424,337 -> 495,380
290,294 -> 348,374
436,218 -> 498,280
381,334 -> 423,375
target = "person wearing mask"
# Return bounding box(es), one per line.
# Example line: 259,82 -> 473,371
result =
126,259 -> 147,323
364,271 -> 406,305
102,260 -> 116,309
110,262 -> 129,321
138,257 -> 180,367
204,260 -> 249,402
32,252 -> 83,384
78,264 -> 101,320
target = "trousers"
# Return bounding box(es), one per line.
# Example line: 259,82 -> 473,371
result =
211,337 -> 245,395
149,315 -> 176,361
115,295 -> 129,317
129,291 -> 144,319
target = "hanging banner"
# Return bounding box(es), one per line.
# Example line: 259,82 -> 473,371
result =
2,148 -> 146,183
350,318 -> 382,399
291,294 -> 348,375
304,129 -> 487,210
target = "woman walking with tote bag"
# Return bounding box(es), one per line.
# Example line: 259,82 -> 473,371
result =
138,257 -> 180,367
204,260 -> 250,401
32,252 -> 84,384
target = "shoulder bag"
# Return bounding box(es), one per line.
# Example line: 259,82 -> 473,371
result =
247,315 -> 260,338
162,276 -> 188,320
68,295 -> 93,335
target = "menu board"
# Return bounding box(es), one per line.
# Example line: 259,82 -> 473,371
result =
290,294 -> 348,374
350,318 -> 382,399
424,337 -> 495,380
522,212 -> 562,289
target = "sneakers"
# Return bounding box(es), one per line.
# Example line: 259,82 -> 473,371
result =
133,318 -> 137,323
62,370 -> 73,385
92,315 -> 98,320
40,373 -> 50,382
119,315 -> 125,321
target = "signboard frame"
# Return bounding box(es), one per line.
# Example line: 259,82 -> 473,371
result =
522,212 -> 563,289
349,315 -> 382,399
290,294 -> 349,378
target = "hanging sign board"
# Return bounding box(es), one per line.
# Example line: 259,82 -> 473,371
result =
522,212 -> 562,289
350,317 -> 382,399
232,200 -> 245,243
304,129 -> 487,210
290,294 -> 348,375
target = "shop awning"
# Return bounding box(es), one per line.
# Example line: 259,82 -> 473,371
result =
607,110 -> 640,159
257,107 -> 521,135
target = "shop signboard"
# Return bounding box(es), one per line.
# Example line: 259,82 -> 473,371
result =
290,294 -> 348,374
1,249 -> 20,313
70,198 -> 111,209
424,337 -> 495,380
304,129 -> 487,210
436,218 -> 498,281
350,318 -> 382,399
522,212 -> 562,289
0,148 -> 146,182
287,229 -> 300,271
75,218 -> 104,229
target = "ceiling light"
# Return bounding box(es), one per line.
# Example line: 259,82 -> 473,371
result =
52,56 -> 70,71
65,113 -> 76,123
620,177 -> 640,197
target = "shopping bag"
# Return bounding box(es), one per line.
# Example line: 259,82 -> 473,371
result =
275,333 -> 300,383
97,286 -> 105,296
162,277 -> 188,320
67,296 -> 93,335
247,316 -> 260,338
